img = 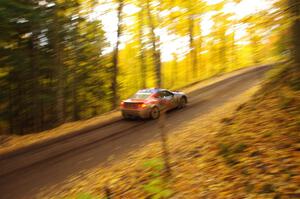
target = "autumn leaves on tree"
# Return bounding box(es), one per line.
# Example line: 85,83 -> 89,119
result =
0,0 -> 290,135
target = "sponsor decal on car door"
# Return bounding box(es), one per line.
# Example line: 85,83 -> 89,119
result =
162,91 -> 176,110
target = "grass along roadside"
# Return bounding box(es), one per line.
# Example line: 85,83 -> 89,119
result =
0,64 -> 271,155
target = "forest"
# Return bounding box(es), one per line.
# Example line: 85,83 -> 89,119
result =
0,0 -> 295,135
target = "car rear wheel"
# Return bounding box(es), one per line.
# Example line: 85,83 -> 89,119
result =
150,107 -> 160,119
178,97 -> 187,109
122,112 -> 130,119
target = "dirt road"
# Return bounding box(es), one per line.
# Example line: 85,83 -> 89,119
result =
0,65 -> 273,199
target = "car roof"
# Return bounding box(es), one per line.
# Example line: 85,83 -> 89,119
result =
137,88 -> 167,94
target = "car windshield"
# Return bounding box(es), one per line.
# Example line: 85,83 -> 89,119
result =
132,93 -> 151,99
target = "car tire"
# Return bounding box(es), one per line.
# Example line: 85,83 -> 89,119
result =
122,112 -> 130,120
150,107 -> 160,119
178,97 -> 187,109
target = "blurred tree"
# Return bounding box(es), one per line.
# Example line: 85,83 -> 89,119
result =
187,0 -> 198,79
137,0 -> 147,89
0,0 -> 108,134
289,0 -> 300,65
146,0 -> 162,88
0,0 -> 288,135
111,0 -> 124,108
51,1 -> 65,125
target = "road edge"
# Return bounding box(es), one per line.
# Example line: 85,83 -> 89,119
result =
0,63 -> 277,161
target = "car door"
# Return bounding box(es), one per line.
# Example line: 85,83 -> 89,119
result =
161,91 -> 176,110
155,91 -> 167,111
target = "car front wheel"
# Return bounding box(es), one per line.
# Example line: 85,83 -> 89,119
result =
178,97 -> 187,109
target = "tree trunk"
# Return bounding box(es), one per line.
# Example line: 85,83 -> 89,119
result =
171,53 -> 178,88
29,30 -> 40,132
111,0 -> 124,108
8,80 -> 14,134
71,74 -> 80,121
188,0 -> 197,80
71,16 -> 81,121
220,29 -> 227,72
231,24 -> 238,69
146,0 -> 161,88
196,31 -> 203,77
249,27 -> 260,64
138,1 -> 147,89
289,0 -> 300,65
52,6 -> 65,125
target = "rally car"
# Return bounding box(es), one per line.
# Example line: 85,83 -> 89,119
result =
120,88 -> 187,119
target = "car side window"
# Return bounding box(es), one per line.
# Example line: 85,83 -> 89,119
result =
156,91 -> 164,98
155,91 -> 173,98
164,91 -> 173,97
159,91 -> 173,98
